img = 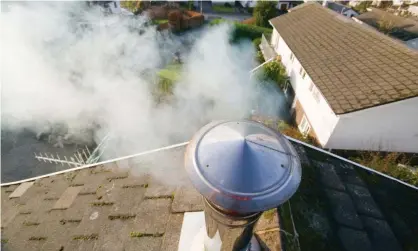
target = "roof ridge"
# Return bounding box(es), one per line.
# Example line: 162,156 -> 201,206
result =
286,1 -> 317,13
278,2 -> 418,55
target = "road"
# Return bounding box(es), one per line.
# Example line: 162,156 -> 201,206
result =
197,1 -> 252,22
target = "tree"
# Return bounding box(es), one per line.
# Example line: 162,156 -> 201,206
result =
253,1 -> 278,28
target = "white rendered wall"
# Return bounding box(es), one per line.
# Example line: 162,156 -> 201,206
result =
271,29 -> 339,146
327,97 -> 418,153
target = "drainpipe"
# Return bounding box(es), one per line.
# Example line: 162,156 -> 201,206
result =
185,120 -> 302,251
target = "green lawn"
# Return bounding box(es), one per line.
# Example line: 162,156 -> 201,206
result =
153,19 -> 168,25
212,5 -> 235,13
157,64 -> 182,82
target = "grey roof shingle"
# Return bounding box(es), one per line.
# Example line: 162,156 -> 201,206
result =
0,145 -> 280,251
270,3 -> 418,114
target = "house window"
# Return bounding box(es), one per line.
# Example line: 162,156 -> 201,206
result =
279,3 -> 289,11
298,115 -> 311,136
114,2 -> 117,8
290,53 -> 294,62
299,67 -> 306,79
309,83 -> 321,103
309,82 -> 314,91
312,88 -> 321,103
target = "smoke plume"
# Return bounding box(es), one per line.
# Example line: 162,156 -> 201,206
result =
1,2 -> 283,181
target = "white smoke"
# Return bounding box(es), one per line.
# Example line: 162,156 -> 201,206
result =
1,2 -> 283,178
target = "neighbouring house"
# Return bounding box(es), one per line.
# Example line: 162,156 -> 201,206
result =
323,0 -> 359,17
372,0 -> 418,7
406,37 -> 418,49
239,0 -> 302,11
348,0 -> 361,8
409,5 -> 418,16
211,0 -> 235,5
353,7 -> 418,45
266,2 -> 418,153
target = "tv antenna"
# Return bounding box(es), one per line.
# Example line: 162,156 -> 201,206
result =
34,134 -> 110,168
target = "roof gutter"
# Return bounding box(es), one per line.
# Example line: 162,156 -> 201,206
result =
0,141 -> 189,187
1,137 -> 416,190
286,137 -> 418,190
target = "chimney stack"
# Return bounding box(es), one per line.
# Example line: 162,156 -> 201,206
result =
184,120 -> 302,251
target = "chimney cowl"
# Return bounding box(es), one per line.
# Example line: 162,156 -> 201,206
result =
185,120 -> 302,214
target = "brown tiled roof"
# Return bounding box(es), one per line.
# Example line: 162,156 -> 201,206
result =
270,3 -> 418,114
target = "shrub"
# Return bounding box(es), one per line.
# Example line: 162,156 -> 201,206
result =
157,64 -> 182,95
208,18 -> 229,26
253,37 -> 264,63
251,115 -> 317,145
377,18 -> 395,34
252,37 -> 262,48
233,23 -> 272,41
209,19 -> 272,42
153,19 -> 168,25
256,50 -> 264,64
241,17 -> 256,25
263,60 -> 287,88
213,4 -> 235,13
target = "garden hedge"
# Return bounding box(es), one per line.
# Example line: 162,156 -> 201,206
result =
209,19 -> 272,42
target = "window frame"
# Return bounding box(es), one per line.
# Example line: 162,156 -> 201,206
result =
309,83 -> 321,103
312,88 -> 321,103
299,67 -> 306,79
298,115 -> 311,136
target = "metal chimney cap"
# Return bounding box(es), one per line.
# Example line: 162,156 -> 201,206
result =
185,120 -> 302,214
